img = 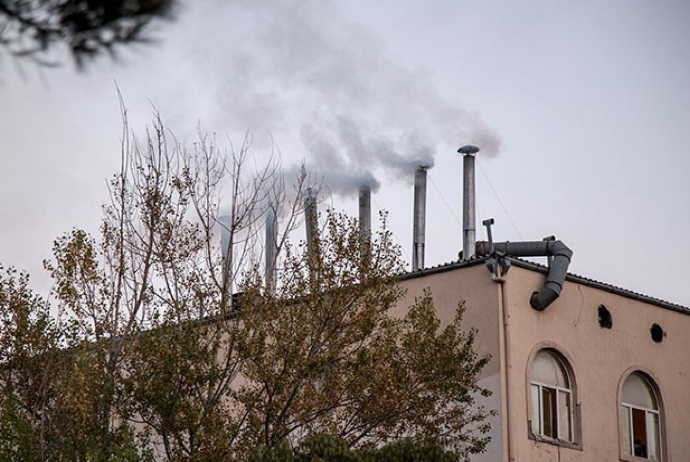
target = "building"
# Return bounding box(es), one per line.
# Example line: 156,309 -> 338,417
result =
381,148 -> 690,461
396,252 -> 689,461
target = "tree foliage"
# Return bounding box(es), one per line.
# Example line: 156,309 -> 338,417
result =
249,433 -> 459,462
0,115 -> 492,461
0,0 -> 175,67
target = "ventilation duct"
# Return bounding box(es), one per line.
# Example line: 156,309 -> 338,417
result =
412,166 -> 428,271
476,240 -> 573,310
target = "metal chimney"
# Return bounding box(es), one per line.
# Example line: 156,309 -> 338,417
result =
412,166 -> 428,271
303,188 -> 318,264
265,205 -> 277,291
219,215 -> 232,264
218,215 -> 233,307
359,185 -> 371,250
458,145 -> 480,261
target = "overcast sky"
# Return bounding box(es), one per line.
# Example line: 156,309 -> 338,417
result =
1,0 -> 689,307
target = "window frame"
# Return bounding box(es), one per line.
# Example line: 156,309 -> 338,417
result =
530,379 -> 573,440
619,371 -> 664,462
527,347 -> 580,449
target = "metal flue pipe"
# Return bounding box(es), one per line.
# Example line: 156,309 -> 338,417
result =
303,188 -> 318,265
476,240 -> 574,310
218,215 -> 234,307
458,145 -> 480,260
265,205 -> 278,291
412,166 -> 428,271
359,185 -> 372,262
219,215 -> 232,265
359,185 -> 371,242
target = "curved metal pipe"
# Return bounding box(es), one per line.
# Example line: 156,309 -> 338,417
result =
476,240 -> 573,311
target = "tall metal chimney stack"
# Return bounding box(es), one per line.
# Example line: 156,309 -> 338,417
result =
412,166 -> 428,271
265,205 -> 278,291
218,215 -> 233,306
458,145 -> 480,261
358,185 -> 371,247
219,215 -> 232,265
303,188 -> 318,264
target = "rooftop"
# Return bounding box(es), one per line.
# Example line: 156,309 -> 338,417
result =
401,256 -> 690,316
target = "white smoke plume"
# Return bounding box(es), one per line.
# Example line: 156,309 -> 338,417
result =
159,0 -> 501,196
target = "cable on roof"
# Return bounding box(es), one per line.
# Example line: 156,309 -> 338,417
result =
476,158 -> 524,240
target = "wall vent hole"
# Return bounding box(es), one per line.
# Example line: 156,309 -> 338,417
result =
650,324 -> 664,343
598,305 -> 613,329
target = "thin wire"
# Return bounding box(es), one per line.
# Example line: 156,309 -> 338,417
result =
427,173 -> 462,229
372,195 -> 411,263
476,158 -> 524,240
476,190 -> 485,241
427,171 -> 486,242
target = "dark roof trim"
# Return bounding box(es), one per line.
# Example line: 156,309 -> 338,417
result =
506,257 -> 690,315
399,257 -> 489,281
399,256 -> 690,316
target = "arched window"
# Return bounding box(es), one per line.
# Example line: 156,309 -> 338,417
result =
529,349 -> 574,442
620,373 -> 662,460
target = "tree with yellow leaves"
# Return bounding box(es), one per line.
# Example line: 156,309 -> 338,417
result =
0,114 -> 492,461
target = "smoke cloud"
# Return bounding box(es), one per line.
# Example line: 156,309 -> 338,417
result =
157,0 -> 501,196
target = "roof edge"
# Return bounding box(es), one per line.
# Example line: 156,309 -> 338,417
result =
398,257 -> 689,315
399,257 -> 489,281
506,257 -> 690,315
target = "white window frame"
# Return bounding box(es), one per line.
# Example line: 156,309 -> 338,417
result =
531,380 -> 574,441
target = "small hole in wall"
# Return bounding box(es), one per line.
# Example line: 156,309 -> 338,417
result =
650,324 -> 664,343
598,305 -> 613,329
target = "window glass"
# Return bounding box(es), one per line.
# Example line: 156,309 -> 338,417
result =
648,413 -> 660,460
530,384 -> 540,434
558,390 -> 572,441
531,350 -> 568,387
622,373 -> 657,409
621,406 -> 632,455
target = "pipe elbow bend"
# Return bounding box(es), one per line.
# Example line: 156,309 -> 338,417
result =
549,240 -> 573,260
531,241 -> 572,311
530,285 -> 561,311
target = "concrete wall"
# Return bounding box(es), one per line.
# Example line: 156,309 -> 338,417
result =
398,263 -> 505,462
502,265 -> 690,462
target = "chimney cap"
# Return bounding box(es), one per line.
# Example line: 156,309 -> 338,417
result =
457,145 -> 480,155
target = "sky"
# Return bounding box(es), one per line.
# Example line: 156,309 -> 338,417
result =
1,0 -> 689,307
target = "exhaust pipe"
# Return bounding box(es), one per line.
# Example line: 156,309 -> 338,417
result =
476,240 -> 573,310
458,145 -> 480,261
219,215 -> 232,265
218,215 -> 234,308
412,166 -> 428,271
265,205 -> 277,291
359,185 -> 371,242
303,188 -> 318,265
